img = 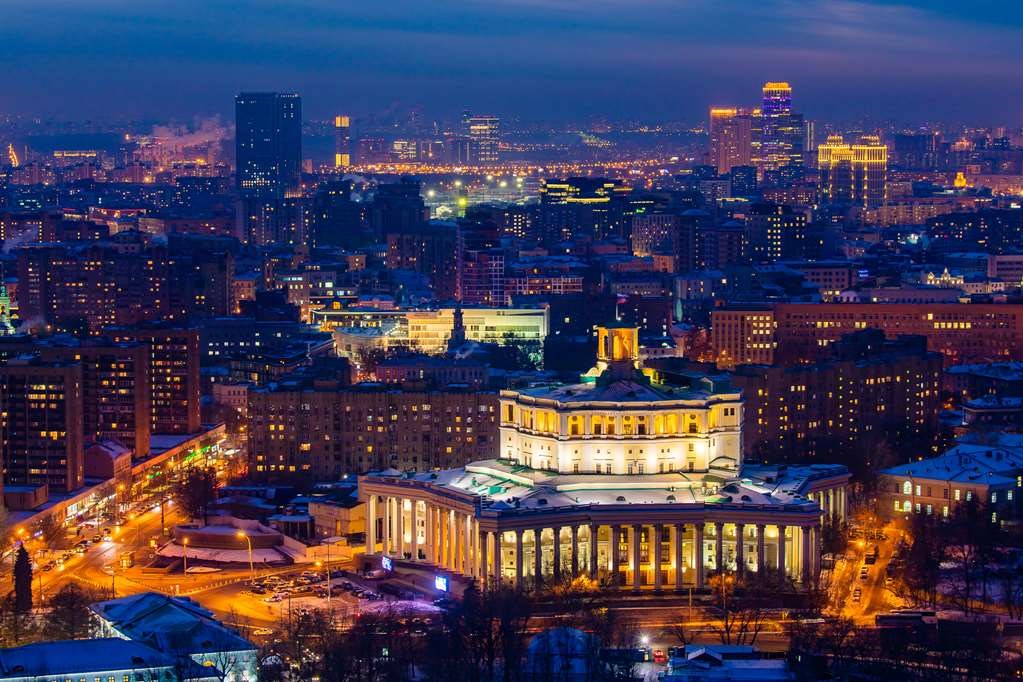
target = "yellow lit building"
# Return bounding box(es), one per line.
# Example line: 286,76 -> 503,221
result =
360,325 -> 848,593
818,134 -> 888,208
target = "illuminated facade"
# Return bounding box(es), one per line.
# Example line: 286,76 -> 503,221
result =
361,326 -> 849,592
712,303 -> 1023,367
708,107 -> 755,175
817,134 -> 888,208
466,115 -> 501,164
758,82 -> 804,172
334,114 -> 351,169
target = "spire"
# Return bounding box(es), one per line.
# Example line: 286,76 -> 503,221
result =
447,303 -> 466,352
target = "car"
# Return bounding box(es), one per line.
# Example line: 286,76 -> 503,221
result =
250,587 -> 267,595
41,561 -> 54,572
252,628 -> 274,637
433,597 -> 457,610
652,649 -> 667,664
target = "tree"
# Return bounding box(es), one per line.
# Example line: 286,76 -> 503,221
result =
43,583 -> 97,640
705,573 -> 774,646
173,467 -> 218,525
901,512 -> 943,607
34,515 -> 65,551
0,594 -> 36,647
13,545 -> 32,613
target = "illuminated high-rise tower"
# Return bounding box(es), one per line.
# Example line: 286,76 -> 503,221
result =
708,107 -> 755,175
758,82 -> 804,173
466,115 -> 500,164
235,92 -> 301,201
334,114 -> 351,169
235,92 -> 302,244
817,134 -> 888,208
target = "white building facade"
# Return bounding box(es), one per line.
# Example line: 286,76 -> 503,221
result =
360,326 -> 848,592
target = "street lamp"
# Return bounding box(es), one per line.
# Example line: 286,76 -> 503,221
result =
236,531 -> 254,581
182,537 -> 189,575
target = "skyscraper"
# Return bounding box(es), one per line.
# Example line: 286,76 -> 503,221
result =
334,114 -> 351,169
235,92 -> 302,244
708,107 -> 754,174
817,134 -> 888,208
758,82 -> 804,173
466,115 -> 500,164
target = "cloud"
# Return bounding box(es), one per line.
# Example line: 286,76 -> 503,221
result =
0,0 -> 1020,122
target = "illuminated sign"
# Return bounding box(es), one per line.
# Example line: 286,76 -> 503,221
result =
434,575 -> 448,592
381,556 -> 392,571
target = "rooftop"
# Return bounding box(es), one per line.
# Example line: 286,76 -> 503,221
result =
368,459 -> 846,515
0,638 -> 174,677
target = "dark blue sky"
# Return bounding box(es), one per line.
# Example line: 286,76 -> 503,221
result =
2,0 -> 1022,124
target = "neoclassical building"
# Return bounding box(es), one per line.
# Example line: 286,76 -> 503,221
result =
360,326 -> 849,591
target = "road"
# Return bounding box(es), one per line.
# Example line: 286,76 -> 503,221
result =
830,521 -> 907,623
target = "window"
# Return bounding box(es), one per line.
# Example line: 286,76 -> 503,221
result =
954,489 -> 961,501
966,490 -> 973,501
914,503 -> 921,513
914,484 -> 921,496
942,506 -> 949,518
991,492 -> 998,503
902,481 -> 912,495
926,505 -> 932,515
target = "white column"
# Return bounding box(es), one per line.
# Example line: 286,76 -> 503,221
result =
588,523 -> 599,576
611,525 -> 622,587
493,532 -> 503,584
777,525 -> 787,580
695,523 -> 705,588
479,528 -> 489,582
653,524 -> 663,592
380,498 -> 386,556
801,526 -> 812,585
570,525 -> 579,577
756,524 -> 766,574
674,523 -> 684,591
367,495 -> 377,555
735,523 -> 745,578
515,530 -> 524,588
714,522 -> 724,574
410,501 -> 420,561
631,524 -> 642,592
534,528 -> 543,587
553,526 -> 562,582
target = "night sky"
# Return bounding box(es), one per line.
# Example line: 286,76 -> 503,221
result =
2,0 -> 1022,124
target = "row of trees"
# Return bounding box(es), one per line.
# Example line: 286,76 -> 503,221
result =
901,499 -> 1023,615
259,581 -> 639,682
788,614 -> 1020,680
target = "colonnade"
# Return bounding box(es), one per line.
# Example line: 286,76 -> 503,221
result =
807,486 -> 847,522
366,494 -> 822,590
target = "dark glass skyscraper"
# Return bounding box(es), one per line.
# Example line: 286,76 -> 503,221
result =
235,92 -> 302,244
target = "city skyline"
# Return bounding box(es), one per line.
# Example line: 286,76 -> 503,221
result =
2,1 -> 1023,124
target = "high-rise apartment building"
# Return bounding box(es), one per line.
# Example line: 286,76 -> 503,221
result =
817,134 -> 888,207
708,107 -> 755,174
334,114 -> 351,169
758,82 -> 804,173
746,202 -> 807,263
0,358 -> 84,493
235,92 -> 302,244
466,115 -> 500,164
107,327 -> 201,435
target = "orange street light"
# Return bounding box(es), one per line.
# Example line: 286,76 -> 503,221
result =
236,531 -> 254,581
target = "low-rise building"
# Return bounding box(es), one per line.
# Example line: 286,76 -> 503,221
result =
92,592 -> 259,682
878,434 -> 1023,523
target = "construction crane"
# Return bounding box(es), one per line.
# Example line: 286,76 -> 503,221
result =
6,143 -> 19,168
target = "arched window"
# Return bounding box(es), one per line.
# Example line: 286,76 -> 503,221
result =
902,480 -> 912,495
